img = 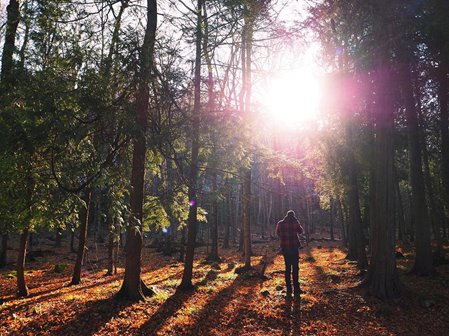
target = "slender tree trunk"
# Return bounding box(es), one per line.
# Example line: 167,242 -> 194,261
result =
179,0 -> 202,291
70,227 -> 76,253
417,89 -> 446,263
179,227 -> 186,262
71,190 -> 91,285
55,225 -> 63,247
117,0 -> 157,301
209,170 -> 219,260
337,197 -> 347,244
223,190 -> 231,248
0,0 -> 20,93
345,122 -> 367,268
401,64 -> 433,275
330,197 -> 335,241
17,227 -> 29,297
439,69 -> 449,222
106,217 -> 115,276
0,234 -> 8,268
240,4 -> 255,270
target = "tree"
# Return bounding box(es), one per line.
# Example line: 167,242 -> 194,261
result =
117,0 -> 158,301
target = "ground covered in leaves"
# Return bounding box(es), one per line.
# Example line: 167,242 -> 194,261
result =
1,238 -> 449,335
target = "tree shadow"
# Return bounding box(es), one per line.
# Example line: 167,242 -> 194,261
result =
137,289 -> 195,335
17,296 -> 132,336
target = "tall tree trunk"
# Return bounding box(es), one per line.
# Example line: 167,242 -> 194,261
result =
71,190 -> 91,285
17,227 -> 29,297
364,52 -> 401,300
117,0 -> 157,301
439,69 -> 449,222
0,234 -> 8,268
418,89 -> 446,263
401,64 -> 433,275
0,0 -> 20,94
240,3 -> 255,270
345,122 -> 367,268
203,5 -> 219,261
179,0 -> 202,291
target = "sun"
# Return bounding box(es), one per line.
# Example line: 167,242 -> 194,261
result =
258,67 -> 323,128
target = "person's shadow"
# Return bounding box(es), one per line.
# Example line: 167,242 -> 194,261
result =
281,298 -> 301,336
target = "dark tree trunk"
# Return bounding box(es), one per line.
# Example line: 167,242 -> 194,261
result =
337,198 -> 347,244
401,64 -> 433,275
208,170 -> 219,261
242,169 -> 252,268
27,233 -> 35,262
179,0 -> 202,291
222,191 -> 231,248
106,217 -> 115,276
55,225 -> 63,247
0,234 -> 7,268
0,0 -> 20,92
345,122 -> 367,269
394,168 -> 406,242
179,227 -> 186,262
17,228 -> 29,297
439,69 -> 449,223
240,4 -> 254,270
71,190 -> 91,285
117,0 -> 157,301
364,53 -> 401,300
417,89 -> 446,263
70,227 -> 76,253
330,197 -> 335,241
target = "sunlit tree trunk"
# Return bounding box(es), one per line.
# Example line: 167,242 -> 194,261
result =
71,190 -> 91,285
117,0 -> 157,301
179,0 -> 203,291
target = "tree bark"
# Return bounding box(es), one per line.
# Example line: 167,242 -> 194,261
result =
0,234 -> 7,268
17,227 -> 29,297
117,0 -> 157,301
0,0 -> 20,92
71,190 -> 91,285
179,0 -> 202,291
439,69 -> 449,221
401,64 -> 433,275
345,122 -> 367,269
364,53 -> 401,300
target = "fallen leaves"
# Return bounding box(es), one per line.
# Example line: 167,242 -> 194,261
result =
1,240 -> 449,335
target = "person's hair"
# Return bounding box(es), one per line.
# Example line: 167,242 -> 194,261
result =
285,210 -> 297,223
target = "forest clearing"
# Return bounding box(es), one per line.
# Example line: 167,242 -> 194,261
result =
1,238 -> 449,335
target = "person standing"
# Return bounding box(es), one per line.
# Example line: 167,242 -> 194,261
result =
276,210 -> 304,299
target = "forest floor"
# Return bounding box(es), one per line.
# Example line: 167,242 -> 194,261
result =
1,238 -> 449,335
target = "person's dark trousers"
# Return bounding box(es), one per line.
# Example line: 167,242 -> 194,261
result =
282,248 -> 299,295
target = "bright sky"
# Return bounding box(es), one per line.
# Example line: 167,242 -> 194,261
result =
255,2 -> 324,130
